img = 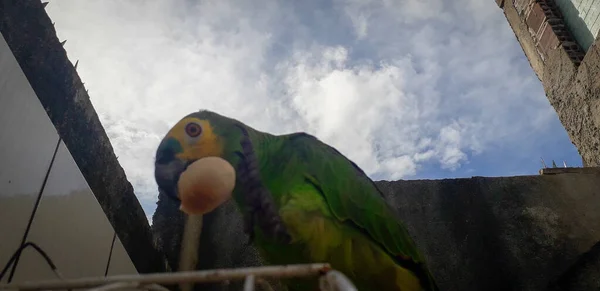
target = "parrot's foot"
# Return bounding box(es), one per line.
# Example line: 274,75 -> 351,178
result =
235,124 -> 292,245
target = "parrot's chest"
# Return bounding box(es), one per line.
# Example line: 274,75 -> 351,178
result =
248,202 -> 418,291
232,176 -> 417,290
250,218 -> 330,291
243,183 -> 343,265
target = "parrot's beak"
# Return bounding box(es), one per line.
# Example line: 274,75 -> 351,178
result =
154,137 -> 188,202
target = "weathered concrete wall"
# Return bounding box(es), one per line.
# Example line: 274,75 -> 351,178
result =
378,173 -> 600,291
550,240 -> 600,290
495,0 -> 600,167
0,0 -> 167,274
153,170 -> 600,291
543,42 -> 600,167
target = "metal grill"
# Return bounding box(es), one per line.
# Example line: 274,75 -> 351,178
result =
0,263 -> 358,291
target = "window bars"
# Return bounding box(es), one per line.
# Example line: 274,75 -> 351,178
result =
0,263 -> 358,291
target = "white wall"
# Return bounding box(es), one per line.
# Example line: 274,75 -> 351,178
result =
0,32 -> 137,283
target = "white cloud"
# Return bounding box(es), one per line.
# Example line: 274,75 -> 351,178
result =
45,0 -> 562,218
280,45 -> 433,178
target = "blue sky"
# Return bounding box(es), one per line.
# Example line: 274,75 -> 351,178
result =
45,0 -> 582,221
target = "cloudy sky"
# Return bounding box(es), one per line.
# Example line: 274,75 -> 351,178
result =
45,0 -> 581,221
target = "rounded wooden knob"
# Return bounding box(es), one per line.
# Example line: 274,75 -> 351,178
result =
177,156 -> 236,215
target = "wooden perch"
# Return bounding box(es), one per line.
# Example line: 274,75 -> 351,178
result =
0,264 -> 332,291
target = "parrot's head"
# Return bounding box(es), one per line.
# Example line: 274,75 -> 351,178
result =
154,110 -> 246,202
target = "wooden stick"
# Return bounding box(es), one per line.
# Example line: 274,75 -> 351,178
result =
178,214 -> 204,291
0,263 -> 330,291
143,284 -> 172,291
243,275 -> 255,291
256,278 -> 275,291
319,270 -> 357,291
86,282 -> 138,291
86,282 -> 170,291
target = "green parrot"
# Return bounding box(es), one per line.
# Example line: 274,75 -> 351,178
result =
154,110 -> 439,291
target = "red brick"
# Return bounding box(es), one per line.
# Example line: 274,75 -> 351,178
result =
538,23 -> 560,56
514,0 -> 530,15
526,3 -> 546,35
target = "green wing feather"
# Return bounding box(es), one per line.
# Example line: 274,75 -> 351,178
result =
277,132 -> 438,290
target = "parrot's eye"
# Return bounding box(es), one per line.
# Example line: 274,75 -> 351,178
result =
185,122 -> 202,138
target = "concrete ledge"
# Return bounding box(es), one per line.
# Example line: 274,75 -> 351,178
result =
540,167 -> 600,175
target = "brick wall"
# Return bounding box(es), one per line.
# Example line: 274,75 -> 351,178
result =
504,0 -> 586,66
536,0 -> 586,65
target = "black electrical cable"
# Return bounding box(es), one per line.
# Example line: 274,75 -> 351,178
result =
104,233 -> 117,276
0,241 -> 61,281
7,137 -> 62,282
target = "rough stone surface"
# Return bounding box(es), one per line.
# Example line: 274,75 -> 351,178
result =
153,172 -> 600,291
543,42 -> 600,167
0,0 -> 166,274
543,44 -> 600,166
549,241 -> 600,290
377,174 -> 600,291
